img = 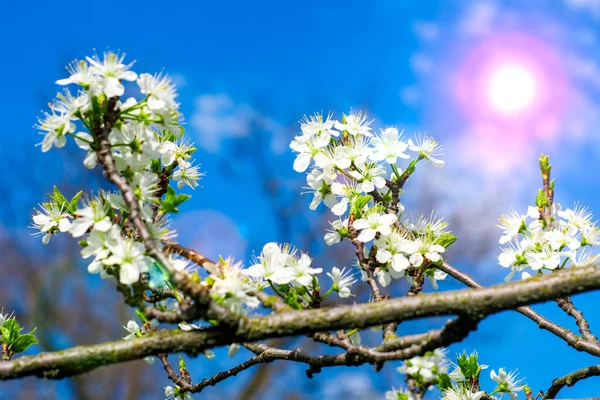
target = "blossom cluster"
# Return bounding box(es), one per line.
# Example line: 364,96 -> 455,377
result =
31,52 -> 201,286
243,242 -> 355,308
290,112 -> 454,290
497,203 -> 600,281
390,350 -> 526,400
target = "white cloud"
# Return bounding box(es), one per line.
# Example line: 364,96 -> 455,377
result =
564,0 -> 600,18
399,86 -> 421,106
190,93 -> 283,153
413,21 -> 440,43
458,1 -> 498,36
410,53 -> 434,75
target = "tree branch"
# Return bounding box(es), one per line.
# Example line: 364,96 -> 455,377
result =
3,264 -> 600,380
555,296 -> 598,342
437,262 -> 600,355
545,364 -> 600,398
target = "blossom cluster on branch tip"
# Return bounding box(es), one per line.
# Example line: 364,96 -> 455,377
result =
389,350 -> 526,400
290,111 -> 454,290
31,52 -> 203,286
497,157 -> 600,281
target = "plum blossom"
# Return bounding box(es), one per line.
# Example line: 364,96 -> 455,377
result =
352,212 -> 397,243
31,203 -> 72,244
327,267 -> 356,298
407,134 -> 445,167
370,127 -> 410,164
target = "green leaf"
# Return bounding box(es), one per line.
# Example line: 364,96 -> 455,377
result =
69,191 -> 83,213
160,186 -> 191,214
456,351 -> 480,378
49,186 -> 70,212
135,309 -> 148,324
436,232 -> 458,248
436,373 -> 453,391
150,158 -> 162,174
2,319 -> 20,343
350,195 -> 372,217
0,327 -> 9,342
535,189 -> 548,208
174,193 -> 191,207
10,334 -> 38,353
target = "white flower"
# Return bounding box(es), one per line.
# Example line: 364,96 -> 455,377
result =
173,160 -> 202,189
73,132 -> 98,169
164,385 -> 194,400
352,212 -> 398,243
70,199 -> 112,238
137,73 -> 178,112
370,127 -> 410,164
299,113 -> 338,139
288,254 -> 322,287
31,203 -> 72,244
375,231 -> 416,277
289,134 -> 329,172
103,237 -> 153,285
86,52 -> 137,97
56,59 -> 97,87
407,134 -> 445,167
351,164 -> 387,194
110,123 -> 161,171
324,219 -> 348,245
526,245 -> 561,271
160,140 -> 194,167
334,111 -> 373,137
570,250 -> 599,267
334,136 -> 371,168
306,168 -> 338,210
211,259 -> 260,313
426,269 -> 448,289
385,388 -> 414,400
36,107 -> 74,152
490,368 -> 524,400
228,343 -> 240,358
178,322 -> 201,331
122,320 -> 142,340
243,242 -> 292,285
543,229 -> 580,252
327,267 -> 356,298
559,204 -> 594,229
132,171 -> 160,202
81,225 -> 121,273
443,385 -> 485,400
409,239 -> 445,267
497,210 -> 528,244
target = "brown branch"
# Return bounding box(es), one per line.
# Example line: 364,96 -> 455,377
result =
555,297 -> 598,342
437,262 -> 600,356
3,263 -> 600,380
163,242 -> 218,274
545,364 -> 600,398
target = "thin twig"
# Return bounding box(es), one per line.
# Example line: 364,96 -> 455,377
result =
545,364 -> 600,398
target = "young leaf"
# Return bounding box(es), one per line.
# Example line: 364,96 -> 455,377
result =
2,319 -> 20,343
10,334 -> 38,353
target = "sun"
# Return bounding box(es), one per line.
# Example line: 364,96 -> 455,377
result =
487,64 -> 537,115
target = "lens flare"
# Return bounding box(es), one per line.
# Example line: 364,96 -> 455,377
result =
488,64 -> 537,114
454,33 -> 569,172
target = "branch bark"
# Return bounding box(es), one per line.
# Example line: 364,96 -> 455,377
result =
2,263 -> 600,380
437,262 -> 600,356
545,364 -> 600,398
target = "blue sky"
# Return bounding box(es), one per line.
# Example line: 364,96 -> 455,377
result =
3,0 -> 600,398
